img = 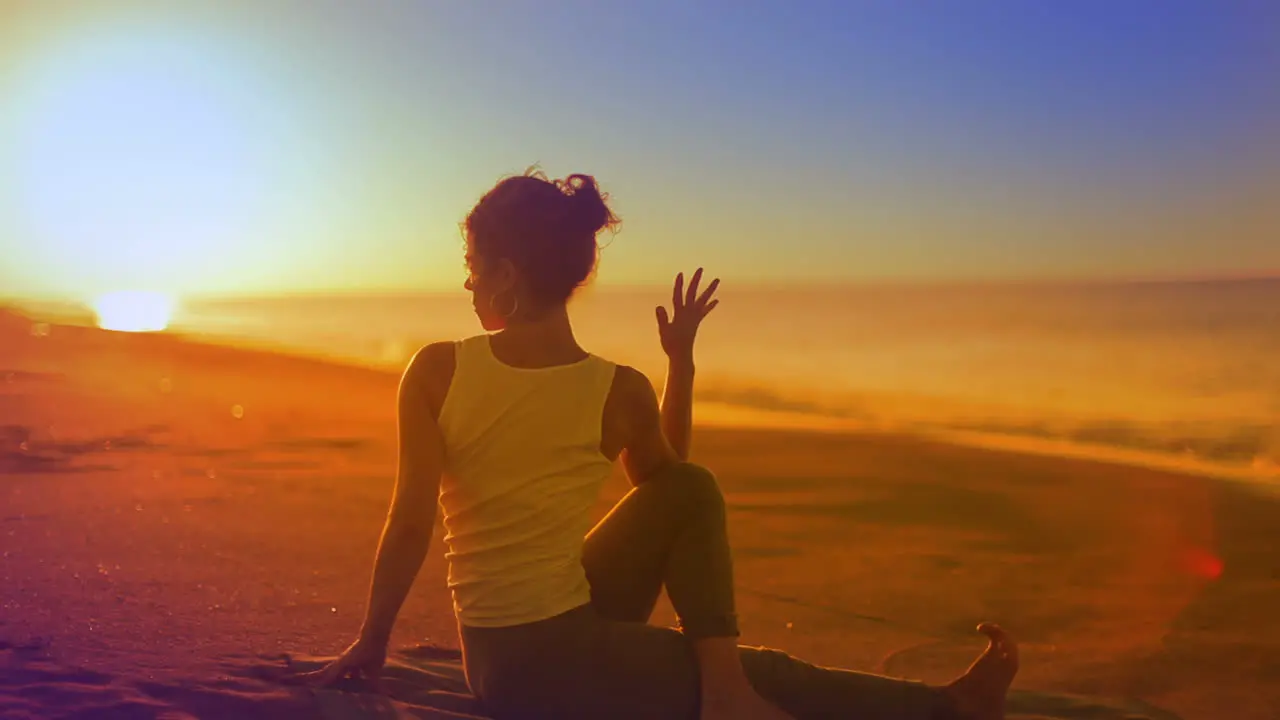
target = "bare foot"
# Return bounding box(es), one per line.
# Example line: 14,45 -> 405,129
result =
941,623 -> 1019,720
701,684 -> 794,720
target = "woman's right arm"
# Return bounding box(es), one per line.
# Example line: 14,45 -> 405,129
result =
617,365 -> 682,486
307,343 -> 449,687
356,346 -> 446,646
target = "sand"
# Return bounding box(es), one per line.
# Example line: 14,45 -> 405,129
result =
1,308 -> 1275,719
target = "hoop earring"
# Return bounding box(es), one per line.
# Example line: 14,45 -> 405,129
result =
489,291 -> 519,319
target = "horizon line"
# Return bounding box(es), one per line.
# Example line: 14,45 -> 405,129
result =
3,270 -> 1277,306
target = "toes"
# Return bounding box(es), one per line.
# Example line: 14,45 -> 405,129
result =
976,622 -> 1003,640
976,623 -> 1011,648
977,623 -> 1020,671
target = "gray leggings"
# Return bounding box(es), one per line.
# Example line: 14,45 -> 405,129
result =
460,462 -> 945,720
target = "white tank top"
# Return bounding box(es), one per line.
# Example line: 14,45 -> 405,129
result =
436,334 -> 618,628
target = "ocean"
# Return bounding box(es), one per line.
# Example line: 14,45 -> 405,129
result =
158,279 -> 1280,481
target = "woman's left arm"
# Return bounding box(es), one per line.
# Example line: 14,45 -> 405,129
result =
656,268 -> 720,461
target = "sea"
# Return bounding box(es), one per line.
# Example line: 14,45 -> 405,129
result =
30,278 -> 1280,482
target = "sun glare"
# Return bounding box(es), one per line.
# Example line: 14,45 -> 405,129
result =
92,291 -> 176,333
7,25 -> 291,299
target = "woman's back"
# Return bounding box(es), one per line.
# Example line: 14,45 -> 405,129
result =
436,334 -> 618,628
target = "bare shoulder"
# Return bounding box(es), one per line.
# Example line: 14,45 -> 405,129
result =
403,341 -> 457,420
409,341 -> 456,372
611,364 -> 658,412
600,364 -> 660,462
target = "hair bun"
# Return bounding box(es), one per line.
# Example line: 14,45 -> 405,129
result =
558,174 -> 619,236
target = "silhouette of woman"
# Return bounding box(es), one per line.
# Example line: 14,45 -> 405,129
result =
308,170 -> 1018,720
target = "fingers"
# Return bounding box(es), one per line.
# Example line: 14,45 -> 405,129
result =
695,277 -> 720,310
306,657 -> 352,687
685,268 -> 703,307
703,299 -> 719,316
655,306 -> 670,329
673,269 -> 721,317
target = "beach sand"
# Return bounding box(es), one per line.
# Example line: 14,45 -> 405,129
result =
1,309 -> 1275,719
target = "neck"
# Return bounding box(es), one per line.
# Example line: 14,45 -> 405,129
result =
494,304 -> 584,360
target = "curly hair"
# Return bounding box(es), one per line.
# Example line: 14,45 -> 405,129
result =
465,168 -> 621,306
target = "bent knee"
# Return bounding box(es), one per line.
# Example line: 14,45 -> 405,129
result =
657,462 -> 725,515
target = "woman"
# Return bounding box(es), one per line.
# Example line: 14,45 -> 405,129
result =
308,171 -> 1018,719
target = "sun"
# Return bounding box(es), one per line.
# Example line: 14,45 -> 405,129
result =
6,25 -> 292,299
91,291 -> 176,333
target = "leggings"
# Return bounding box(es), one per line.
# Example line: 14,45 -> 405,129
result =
460,462 -> 946,720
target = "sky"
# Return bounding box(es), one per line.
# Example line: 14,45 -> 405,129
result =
1,1 -> 1278,300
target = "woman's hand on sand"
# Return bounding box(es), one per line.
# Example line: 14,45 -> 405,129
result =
657,268 -> 720,364
302,636 -> 388,690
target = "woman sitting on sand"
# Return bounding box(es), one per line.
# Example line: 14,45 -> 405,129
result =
309,170 -> 1019,720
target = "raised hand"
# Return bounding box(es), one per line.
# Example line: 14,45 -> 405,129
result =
656,268 -> 720,364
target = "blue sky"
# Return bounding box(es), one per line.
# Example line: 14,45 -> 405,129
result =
2,1 -> 1277,298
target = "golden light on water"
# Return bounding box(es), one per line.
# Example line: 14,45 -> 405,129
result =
92,291 -> 176,333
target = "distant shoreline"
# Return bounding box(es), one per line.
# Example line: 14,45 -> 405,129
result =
6,303 -> 1274,493
694,401 -> 1279,490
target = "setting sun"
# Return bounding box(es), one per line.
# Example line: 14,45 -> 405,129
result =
92,291 -> 176,333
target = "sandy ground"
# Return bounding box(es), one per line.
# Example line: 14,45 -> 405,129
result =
1,309 -> 1275,719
